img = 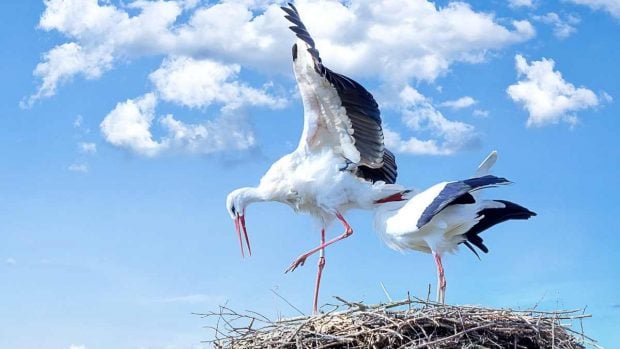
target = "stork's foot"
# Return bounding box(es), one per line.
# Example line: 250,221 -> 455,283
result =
285,215 -> 352,274
285,253 -> 310,273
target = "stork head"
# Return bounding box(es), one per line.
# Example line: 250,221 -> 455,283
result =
226,187 -> 263,257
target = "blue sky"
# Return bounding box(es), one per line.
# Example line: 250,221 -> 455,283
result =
1,0 -> 619,348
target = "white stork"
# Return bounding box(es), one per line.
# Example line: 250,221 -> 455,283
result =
226,3 -> 406,313
373,151 -> 536,303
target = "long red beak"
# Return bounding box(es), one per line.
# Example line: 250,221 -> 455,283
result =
234,214 -> 252,257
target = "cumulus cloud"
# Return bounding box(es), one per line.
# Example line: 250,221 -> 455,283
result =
28,0 -> 535,104
69,345 -> 87,349
159,113 -> 257,155
22,43 -> 113,107
507,55 -> 604,127
73,114 -> 84,128
68,163 -> 89,173
384,86 -> 479,155
100,93 -> 257,157
97,56 -> 279,157
508,0 -> 535,8
69,115 -> 96,172
98,56 -> 280,157
149,56 -> 285,109
78,142 -> 97,154
439,96 -> 477,110
567,0 -> 620,19
473,109 -> 490,118
296,1 -> 535,82
100,93 -> 163,156
28,0 -> 537,156
534,12 -> 580,39
25,0 -> 290,106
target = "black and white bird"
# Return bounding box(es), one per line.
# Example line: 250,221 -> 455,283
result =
373,151 -> 536,303
226,3 -> 406,314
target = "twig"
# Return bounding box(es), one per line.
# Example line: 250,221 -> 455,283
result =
271,288 -> 305,316
380,281 -> 393,303
203,296 -> 592,349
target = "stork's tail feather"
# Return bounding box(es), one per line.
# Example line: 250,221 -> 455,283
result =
463,200 -> 536,255
474,150 -> 498,177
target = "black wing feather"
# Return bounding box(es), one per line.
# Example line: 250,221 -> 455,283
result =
462,200 -> 536,255
417,175 -> 510,228
284,15 -> 304,27
357,149 -> 398,184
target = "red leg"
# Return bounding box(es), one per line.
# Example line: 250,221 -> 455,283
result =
285,212 -> 353,273
312,229 -> 326,315
433,251 -> 446,304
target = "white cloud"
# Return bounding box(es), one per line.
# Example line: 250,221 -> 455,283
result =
173,2 -> 291,70
567,0 -> 620,19
78,142 -> 97,154
71,116 -> 96,171
68,163 -> 89,173
100,93 -> 164,157
159,113 -> 256,155
26,0 -> 289,106
22,43 -> 113,107
73,114 -> 83,128
69,345 -> 86,349
149,56 -> 285,109
28,0 -> 537,157
508,0 -> 535,8
299,1 -> 535,82
100,93 -> 257,157
99,57 -> 278,157
28,0 -> 535,104
439,96 -> 477,110
507,55 -> 603,127
473,109 -> 490,118
384,86 -> 479,155
534,12 -> 580,39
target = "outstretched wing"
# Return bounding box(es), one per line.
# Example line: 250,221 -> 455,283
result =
282,3 -> 396,183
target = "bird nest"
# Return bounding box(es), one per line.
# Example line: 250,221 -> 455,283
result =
199,297 -> 599,349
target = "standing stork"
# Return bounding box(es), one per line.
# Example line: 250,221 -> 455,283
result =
373,151 -> 536,303
226,3 -> 406,314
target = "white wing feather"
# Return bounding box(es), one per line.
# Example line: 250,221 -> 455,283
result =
294,40 -> 360,163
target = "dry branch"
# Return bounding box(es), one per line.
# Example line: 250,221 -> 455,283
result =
197,297 -> 598,349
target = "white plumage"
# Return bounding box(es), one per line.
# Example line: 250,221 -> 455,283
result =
226,3 -> 404,314
373,151 -> 536,303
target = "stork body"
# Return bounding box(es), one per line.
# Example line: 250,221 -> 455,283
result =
226,3 -> 404,314
373,152 -> 536,303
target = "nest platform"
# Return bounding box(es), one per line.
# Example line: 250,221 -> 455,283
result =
200,297 -> 597,348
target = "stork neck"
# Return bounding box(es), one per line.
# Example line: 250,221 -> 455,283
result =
239,186 -> 271,205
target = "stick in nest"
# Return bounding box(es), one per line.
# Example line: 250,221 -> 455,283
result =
196,297 -> 599,349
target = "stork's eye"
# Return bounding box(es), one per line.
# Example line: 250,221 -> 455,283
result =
231,205 -> 237,215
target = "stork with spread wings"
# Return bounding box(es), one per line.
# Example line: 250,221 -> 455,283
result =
226,3 -> 406,314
